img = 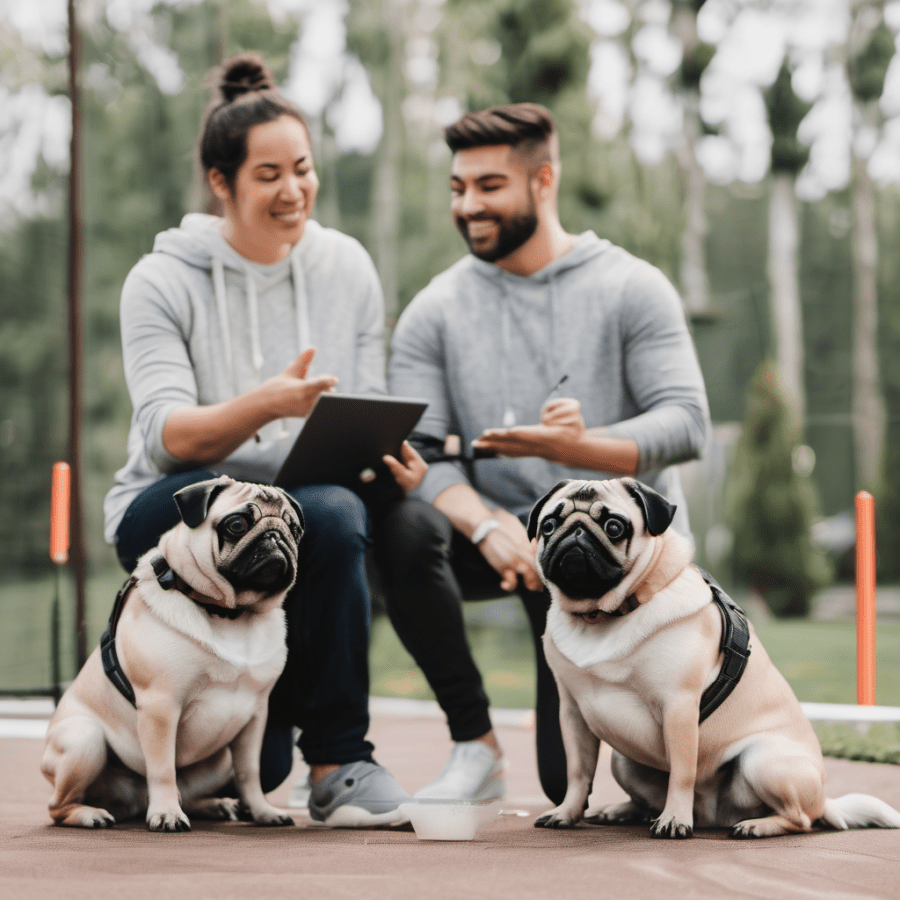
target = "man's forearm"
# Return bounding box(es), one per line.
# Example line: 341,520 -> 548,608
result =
553,429 -> 640,475
432,483 -> 498,540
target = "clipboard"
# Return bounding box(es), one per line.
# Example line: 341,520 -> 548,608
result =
273,393 -> 428,489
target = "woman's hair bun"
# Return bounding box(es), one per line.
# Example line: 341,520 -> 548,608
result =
218,52 -> 276,103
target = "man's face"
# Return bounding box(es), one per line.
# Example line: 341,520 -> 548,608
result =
450,145 -> 539,263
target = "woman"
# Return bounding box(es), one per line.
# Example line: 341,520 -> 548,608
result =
103,52 -> 424,827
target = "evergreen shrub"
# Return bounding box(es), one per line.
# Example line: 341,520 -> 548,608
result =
727,361 -> 832,616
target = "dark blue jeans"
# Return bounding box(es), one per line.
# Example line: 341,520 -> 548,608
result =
114,471 -> 375,793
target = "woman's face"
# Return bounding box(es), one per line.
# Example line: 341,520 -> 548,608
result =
211,115 -> 319,264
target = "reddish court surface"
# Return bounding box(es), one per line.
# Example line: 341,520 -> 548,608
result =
2,712 -> 900,900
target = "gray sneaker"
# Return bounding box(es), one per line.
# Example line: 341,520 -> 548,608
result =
308,761 -> 411,827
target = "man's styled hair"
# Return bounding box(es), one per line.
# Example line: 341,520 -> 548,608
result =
444,103 -> 556,163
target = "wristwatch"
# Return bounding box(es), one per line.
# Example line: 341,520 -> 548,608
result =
471,518 -> 501,545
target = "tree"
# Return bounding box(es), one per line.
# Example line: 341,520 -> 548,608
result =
846,2 -> 892,491
727,361 -> 831,617
671,0 -> 717,319
764,57 -> 813,422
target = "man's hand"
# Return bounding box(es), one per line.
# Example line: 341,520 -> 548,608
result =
261,347 -> 339,419
540,397 -> 585,429
383,441 -> 428,493
477,508 -> 543,593
471,397 -> 585,462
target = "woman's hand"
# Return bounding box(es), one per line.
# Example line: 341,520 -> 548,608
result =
261,347 -> 339,419
383,440 -> 428,493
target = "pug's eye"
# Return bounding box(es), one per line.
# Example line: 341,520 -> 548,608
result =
540,518 -> 557,537
221,514 -> 251,540
603,516 -> 627,541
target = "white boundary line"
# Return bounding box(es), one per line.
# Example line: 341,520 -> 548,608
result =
2,697 -> 899,741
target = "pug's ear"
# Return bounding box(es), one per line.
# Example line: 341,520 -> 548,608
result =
282,490 -> 305,535
625,480 -> 676,537
527,480 -> 574,540
173,478 -> 231,529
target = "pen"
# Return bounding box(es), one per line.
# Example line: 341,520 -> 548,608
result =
547,374 -> 569,399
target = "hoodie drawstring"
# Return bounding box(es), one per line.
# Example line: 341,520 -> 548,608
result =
211,258 -> 235,396
211,251 -> 313,445
243,265 -> 265,373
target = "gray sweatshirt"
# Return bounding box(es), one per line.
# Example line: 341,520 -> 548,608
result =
104,214 -> 386,542
388,231 -> 709,537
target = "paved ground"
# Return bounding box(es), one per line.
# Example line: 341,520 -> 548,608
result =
2,703 -> 900,900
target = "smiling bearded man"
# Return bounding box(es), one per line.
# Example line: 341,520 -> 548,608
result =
372,102 -> 710,810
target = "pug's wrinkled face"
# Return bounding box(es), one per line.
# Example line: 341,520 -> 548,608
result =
169,478 -> 304,604
528,478 -> 676,621
211,484 -> 303,596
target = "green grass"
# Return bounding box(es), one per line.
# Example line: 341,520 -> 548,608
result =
370,604 -> 900,710
5,573 -> 900,762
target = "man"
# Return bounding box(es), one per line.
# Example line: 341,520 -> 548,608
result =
376,103 -> 709,805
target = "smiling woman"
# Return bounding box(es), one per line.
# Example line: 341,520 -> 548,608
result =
100,51 -> 425,828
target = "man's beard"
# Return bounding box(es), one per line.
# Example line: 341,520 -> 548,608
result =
456,202 -> 539,263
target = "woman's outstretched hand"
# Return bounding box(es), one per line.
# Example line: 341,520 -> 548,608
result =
263,347 -> 339,419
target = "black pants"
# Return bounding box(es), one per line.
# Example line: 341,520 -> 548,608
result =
371,498 -> 567,805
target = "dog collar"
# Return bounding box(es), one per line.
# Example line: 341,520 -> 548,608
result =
150,554 -> 245,620
696,567 -> 751,724
573,594 -> 639,622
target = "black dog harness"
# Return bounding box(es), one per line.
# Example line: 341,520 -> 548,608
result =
100,554 -> 243,707
695,567 -> 751,723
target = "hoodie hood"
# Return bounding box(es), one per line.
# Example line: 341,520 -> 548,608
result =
466,231 -> 611,287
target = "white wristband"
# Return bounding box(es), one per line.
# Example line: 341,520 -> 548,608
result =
471,518 -> 501,545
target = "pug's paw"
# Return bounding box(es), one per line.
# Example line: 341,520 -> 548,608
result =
534,807 -> 581,829
65,807 -> 115,829
147,808 -> 191,832
252,805 -> 295,827
585,801 -> 652,826
651,814 -> 692,839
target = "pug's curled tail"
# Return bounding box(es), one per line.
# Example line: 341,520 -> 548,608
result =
820,794 -> 900,830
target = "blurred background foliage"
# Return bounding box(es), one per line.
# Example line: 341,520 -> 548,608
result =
3,0 -> 900,648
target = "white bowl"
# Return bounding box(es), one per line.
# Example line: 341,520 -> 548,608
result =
399,800 -> 500,841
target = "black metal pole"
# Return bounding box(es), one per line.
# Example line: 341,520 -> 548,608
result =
67,0 -> 88,668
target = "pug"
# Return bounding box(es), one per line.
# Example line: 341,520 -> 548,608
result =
41,476 -> 302,832
529,477 -> 900,839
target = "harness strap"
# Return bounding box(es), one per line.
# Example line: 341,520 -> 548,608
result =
100,553 -> 246,705
696,567 -> 751,724
100,575 -> 139,707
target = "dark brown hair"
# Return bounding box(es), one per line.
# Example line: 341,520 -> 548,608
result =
444,103 -> 556,161
198,52 -> 308,192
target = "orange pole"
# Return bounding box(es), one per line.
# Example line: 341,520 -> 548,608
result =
855,491 -> 876,705
50,462 -> 71,565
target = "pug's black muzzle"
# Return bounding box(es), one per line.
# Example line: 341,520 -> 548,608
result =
223,530 -> 296,594
541,525 -> 623,600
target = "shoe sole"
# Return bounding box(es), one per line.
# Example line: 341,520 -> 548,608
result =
311,804 -> 411,828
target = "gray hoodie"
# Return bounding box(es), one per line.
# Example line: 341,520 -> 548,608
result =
104,214 -> 386,542
388,231 -> 709,537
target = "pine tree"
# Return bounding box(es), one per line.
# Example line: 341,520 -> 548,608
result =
727,361 -> 831,617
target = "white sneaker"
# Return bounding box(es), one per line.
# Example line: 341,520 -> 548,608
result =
414,740 -> 507,801
287,775 -> 311,809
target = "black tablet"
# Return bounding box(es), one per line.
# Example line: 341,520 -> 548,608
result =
273,393 -> 429,488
